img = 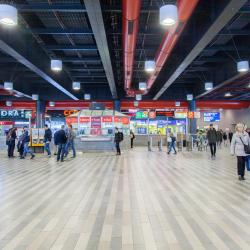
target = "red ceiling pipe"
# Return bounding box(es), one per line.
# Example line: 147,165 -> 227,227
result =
122,0 -> 141,92
145,0 -> 199,92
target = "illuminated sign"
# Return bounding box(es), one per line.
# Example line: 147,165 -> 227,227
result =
188,112 -> 194,119
0,110 -> 32,119
102,116 -> 113,123
149,111 -> 156,119
156,111 -> 174,117
135,111 -> 148,119
63,110 -> 78,117
175,111 -> 187,118
204,112 -> 220,122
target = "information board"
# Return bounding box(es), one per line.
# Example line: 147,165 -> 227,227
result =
135,111 -> 148,119
204,112 -> 220,122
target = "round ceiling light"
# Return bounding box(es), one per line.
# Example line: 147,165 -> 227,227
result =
84,94 -> 91,100
225,92 -> 232,97
205,82 -> 213,91
145,60 -> 156,73
175,101 -> 181,107
159,4 -> 178,26
0,4 -> 17,26
6,101 -> 12,107
73,81 -> 80,90
51,59 -> 62,71
139,82 -> 147,91
187,94 -> 193,101
4,81 -> 13,90
49,101 -> 55,107
135,94 -> 142,101
237,60 -> 249,73
32,94 -> 39,101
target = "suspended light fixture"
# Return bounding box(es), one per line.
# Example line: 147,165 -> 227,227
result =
134,101 -> 139,107
49,101 -> 55,107
0,4 -> 17,26
187,94 -> 193,101
4,81 -> 13,90
175,101 -> 180,107
139,82 -> 147,91
32,94 -> 39,101
6,101 -> 12,107
205,82 -> 213,91
225,92 -> 232,97
159,4 -> 178,26
72,81 -> 80,90
136,94 -> 142,101
84,94 -> 91,100
144,60 -> 156,73
237,60 -> 249,72
51,59 -> 62,71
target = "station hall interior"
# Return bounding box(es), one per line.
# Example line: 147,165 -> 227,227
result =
0,0 -> 250,249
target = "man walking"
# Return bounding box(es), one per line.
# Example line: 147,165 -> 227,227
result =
56,125 -> 67,162
207,124 -> 217,159
44,124 -> 52,157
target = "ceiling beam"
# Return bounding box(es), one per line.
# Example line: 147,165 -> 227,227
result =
153,0 -> 248,100
219,29 -> 250,36
44,45 -> 98,51
84,0 -> 117,98
203,45 -> 250,52
61,57 -> 101,62
231,92 -> 250,100
0,27 -> 78,100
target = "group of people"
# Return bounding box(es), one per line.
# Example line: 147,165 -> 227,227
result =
6,124 -> 76,162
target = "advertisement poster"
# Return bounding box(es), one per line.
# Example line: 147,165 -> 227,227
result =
204,112 -> 220,122
91,117 -> 101,128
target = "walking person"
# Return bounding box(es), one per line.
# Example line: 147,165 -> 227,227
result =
223,131 -> 228,146
230,123 -> 250,181
130,130 -> 135,149
6,127 -> 17,158
21,126 -> 35,159
56,125 -> 67,162
17,129 -> 25,159
228,130 -> 233,144
207,124 -> 217,159
114,127 -> 123,155
167,133 -> 177,155
216,129 -> 223,148
65,124 -> 76,158
44,124 -> 52,157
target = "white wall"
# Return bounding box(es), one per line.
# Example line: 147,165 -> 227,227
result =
197,108 -> 250,130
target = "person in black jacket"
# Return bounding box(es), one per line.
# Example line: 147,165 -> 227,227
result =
207,124 -> 217,158
228,130 -> 233,144
21,126 -> 35,159
114,127 -> 123,155
56,125 -> 67,162
44,124 -> 52,157
130,130 -> 135,149
6,127 -> 17,158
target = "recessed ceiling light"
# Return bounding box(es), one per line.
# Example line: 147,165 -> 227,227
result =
159,4 -> 178,26
0,4 -> 17,26
225,92 -> 232,97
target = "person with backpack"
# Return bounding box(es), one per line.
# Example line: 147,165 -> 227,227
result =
167,133 -> 177,155
230,123 -> 250,181
6,127 -> 17,158
21,126 -> 35,159
130,130 -> 135,149
114,127 -> 123,155
44,124 -> 52,157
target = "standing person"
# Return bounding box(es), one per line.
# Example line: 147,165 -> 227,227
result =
44,124 -> 52,157
6,127 -> 17,158
21,126 -> 35,159
228,130 -> 233,144
167,133 -> 177,155
223,131 -> 228,146
207,124 -> 217,159
65,124 -> 76,158
17,129 -> 25,159
114,127 -> 123,155
230,123 -> 250,181
130,130 -> 135,149
216,129 -> 223,148
56,125 -> 67,162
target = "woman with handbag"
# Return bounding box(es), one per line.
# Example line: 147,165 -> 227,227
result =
230,123 -> 250,181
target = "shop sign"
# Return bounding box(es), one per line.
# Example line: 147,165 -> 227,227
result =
80,117 -> 90,123
187,111 -> 194,119
148,111 -> 156,119
135,111 -> 148,119
64,110 -> 78,117
91,116 -> 101,128
102,116 -> 113,123
156,111 -> 174,117
194,111 -> 201,119
122,117 -> 129,124
0,121 -> 13,125
0,109 -> 32,119
66,117 -> 78,123
114,117 -> 122,123
175,111 -> 187,118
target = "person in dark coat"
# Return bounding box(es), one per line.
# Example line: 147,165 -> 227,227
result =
17,129 -> 25,158
228,130 -> 233,144
56,125 -> 67,162
7,127 -> 17,158
21,126 -> 35,159
167,133 -> 177,155
44,124 -> 52,157
114,127 -> 123,155
223,131 -> 228,146
207,124 -> 217,158
216,129 -> 223,148
130,130 -> 135,149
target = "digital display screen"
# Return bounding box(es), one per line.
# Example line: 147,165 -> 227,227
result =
204,112 -> 220,122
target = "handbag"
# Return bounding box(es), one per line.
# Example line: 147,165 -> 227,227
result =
239,137 -> 250,154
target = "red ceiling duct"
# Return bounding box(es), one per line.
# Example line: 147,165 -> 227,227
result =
122,0 -> 141,92
126,0 -> 199,96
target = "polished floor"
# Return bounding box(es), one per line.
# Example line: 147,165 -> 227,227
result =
0,146 -> 250,250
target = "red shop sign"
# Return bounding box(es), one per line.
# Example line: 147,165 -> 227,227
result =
66,117 -> 78,124
122,117 -> 129,124
0,121 -> 13,125
80,117 -> 90,123
114,117 -> 122,123
187,111 -> 194,119
102,116 -> 113,123
149,111 -> 156,119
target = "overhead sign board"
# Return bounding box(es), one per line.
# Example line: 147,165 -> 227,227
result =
0,109 -> 32,120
